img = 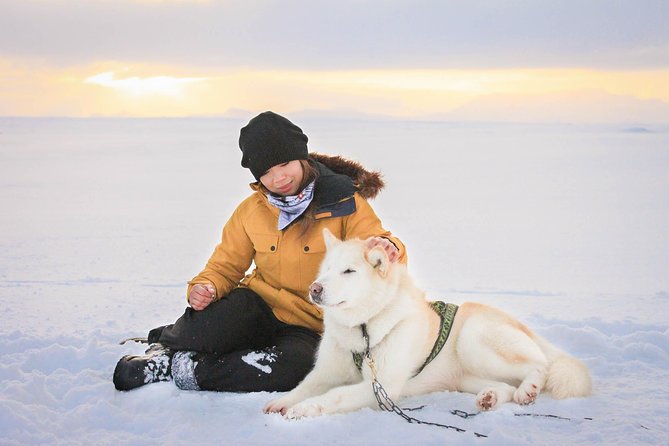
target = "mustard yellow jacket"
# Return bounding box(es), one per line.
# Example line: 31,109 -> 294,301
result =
187,155 -> 406,333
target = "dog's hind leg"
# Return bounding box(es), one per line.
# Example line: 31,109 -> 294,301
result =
456,312 -> 550,409
458,375 -> 516,411
512,366 -> 546,405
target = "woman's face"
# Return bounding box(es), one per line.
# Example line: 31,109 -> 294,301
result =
260,160 -> 305,196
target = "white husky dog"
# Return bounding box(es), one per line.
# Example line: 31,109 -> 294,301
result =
264,230 -> 591,419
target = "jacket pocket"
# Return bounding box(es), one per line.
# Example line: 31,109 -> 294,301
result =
250,233 -> 280,273
301,235 -> 326,256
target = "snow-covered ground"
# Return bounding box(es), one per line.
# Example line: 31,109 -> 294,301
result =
1,117 -> 668,445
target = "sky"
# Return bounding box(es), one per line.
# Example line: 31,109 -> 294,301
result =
1,0 -> 669,122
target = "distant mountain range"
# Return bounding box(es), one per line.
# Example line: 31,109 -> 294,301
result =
218,90 -> 669,125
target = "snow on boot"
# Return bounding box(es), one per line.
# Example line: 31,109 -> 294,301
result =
113,343 -> 174,391
172,351 -> 200,391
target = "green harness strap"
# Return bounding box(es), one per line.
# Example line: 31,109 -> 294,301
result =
352,301 -> 459,375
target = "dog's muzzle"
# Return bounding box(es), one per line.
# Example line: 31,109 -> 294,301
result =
309,282 -> 323,304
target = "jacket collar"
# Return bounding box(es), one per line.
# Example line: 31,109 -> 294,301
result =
249,159 -> 356,208
249,153 -> 383,217
309,153 -> 384,200
312,160 -> 356,208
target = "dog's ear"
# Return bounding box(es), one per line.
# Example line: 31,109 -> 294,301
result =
365,246 -> 389,278
322,228 -> 339,250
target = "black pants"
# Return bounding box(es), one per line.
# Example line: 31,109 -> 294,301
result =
149,287 -> 320,393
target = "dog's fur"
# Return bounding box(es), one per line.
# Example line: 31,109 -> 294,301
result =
264,230 -> 591,418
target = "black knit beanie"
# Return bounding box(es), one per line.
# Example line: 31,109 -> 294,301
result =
239,111 -> 309,180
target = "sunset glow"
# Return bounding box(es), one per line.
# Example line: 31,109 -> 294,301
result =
2,59 -> 668,122
1,1 -> 667,122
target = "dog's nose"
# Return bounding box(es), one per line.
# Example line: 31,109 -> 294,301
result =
309,282 -> 323,302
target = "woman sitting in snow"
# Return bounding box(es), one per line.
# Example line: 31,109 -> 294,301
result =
113,111 -> 406,392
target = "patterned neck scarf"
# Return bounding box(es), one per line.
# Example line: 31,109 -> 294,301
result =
266,181 -> 316,230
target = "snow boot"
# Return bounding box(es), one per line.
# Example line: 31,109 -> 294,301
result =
113,343 -> 174,391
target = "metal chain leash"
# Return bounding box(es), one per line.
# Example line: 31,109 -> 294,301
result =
449,409 -> 595,423
365,355 -> 489,438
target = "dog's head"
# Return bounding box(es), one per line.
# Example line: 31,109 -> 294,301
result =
309,229 -> 392,317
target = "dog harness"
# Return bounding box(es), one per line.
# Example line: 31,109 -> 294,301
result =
352,301 -> 459,375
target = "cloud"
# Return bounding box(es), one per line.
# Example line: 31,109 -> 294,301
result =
84,71 -> 207,96
1,0 -> 668,70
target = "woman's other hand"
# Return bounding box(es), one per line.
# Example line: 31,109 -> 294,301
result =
189,283 -> 216,311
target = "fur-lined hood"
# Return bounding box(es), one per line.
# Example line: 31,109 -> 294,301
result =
309,152 -> 384,200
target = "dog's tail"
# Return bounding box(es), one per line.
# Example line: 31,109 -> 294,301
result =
536,337 -> 592,399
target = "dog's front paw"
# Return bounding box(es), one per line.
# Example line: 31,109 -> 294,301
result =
284,402 -> 325,419
476,389 -> 498,411
264,397 -> 294,415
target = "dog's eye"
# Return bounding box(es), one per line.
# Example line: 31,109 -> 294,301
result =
343,268 -> 356,274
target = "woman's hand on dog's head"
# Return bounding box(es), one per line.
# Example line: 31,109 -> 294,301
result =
366,237 -> 400,263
